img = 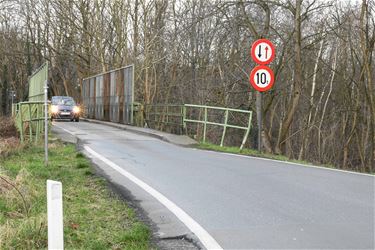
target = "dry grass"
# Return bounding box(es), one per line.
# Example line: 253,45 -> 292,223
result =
0,117 -> 21,158
0,117 -> 19,138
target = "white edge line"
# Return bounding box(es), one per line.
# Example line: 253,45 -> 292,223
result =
193,149 -> 374,178
84,146 -> 223,250
53,123 -> 75,135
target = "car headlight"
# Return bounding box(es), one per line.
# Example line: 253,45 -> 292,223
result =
73,106 -> 80,113
51,105 -> 58,114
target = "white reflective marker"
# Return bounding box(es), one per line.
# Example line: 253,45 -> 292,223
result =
47,180 -> 64,250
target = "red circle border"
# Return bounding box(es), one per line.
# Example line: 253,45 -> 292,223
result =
249,65 -> 275,92
251,39 -> 275,65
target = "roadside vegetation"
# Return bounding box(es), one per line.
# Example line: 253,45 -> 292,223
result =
0,118 -> 151,249
196,142 -> 310,163
195,142 -> 369,173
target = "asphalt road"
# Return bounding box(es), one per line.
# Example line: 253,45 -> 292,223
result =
53,121 -> 374,250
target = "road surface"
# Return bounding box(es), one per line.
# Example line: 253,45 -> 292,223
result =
53,121 -> 374,249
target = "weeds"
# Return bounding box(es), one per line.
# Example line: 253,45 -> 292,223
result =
0,141 -> 151,249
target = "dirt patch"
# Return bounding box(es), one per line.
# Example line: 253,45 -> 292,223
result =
0,117 -> 19,138
0,117 -> 20,157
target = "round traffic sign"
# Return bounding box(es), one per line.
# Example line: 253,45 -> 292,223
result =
249,65 -> 274,92
251,39 -> 275,65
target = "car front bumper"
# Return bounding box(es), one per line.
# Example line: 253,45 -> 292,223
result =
51,111 -> 79,120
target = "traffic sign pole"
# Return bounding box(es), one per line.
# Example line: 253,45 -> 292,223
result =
250,38 -> 275,152
256,92 -> 262,152
44,80 -> 48,166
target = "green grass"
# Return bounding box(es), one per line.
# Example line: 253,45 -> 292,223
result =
0,140 -> 152,249
196,143 -> 312,165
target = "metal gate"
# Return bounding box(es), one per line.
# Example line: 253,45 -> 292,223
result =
82,65 -> 134,124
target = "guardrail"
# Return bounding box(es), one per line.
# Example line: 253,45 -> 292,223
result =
13,101 -> 50,143
183,104 -> 252,149
144,104 -> 184,134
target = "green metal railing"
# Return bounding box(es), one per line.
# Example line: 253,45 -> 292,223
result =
183,104 -> 252,149
144,104 -> 184,134
13,101 -> 50,143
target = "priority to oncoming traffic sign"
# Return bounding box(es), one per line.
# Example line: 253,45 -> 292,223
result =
249,65 -> 274,92
251,39 -> 275,65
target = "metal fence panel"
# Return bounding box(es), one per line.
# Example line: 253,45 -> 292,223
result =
95,75 -> 103,120
89,78 -> 95,118
110,71 -> 119,122
123,66 -> 133,124
29,62 -> 48,102
82,64 -> 134,124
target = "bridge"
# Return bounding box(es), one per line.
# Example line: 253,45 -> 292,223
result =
12,63 -> 375,249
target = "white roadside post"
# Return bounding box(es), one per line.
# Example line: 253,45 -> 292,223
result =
47,180 -> 64,250
44,79 -> 48,166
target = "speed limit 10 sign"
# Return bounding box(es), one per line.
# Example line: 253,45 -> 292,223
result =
249,65 -> 274,92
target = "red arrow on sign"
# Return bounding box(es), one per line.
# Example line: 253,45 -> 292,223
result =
251,39 -> 275,65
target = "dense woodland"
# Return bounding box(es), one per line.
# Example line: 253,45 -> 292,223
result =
0,0 -> 374,172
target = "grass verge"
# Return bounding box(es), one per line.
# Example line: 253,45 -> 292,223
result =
0,140 -> 152,249
196,143 -> 375,175
196,143 -> 313,165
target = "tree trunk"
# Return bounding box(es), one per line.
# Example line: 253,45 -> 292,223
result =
299,38 -> 324,160
275,0 -> 303,154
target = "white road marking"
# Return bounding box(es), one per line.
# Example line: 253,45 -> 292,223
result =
84,146 -> 223,250
194,149 -> 374,177
53,123 -> 75,135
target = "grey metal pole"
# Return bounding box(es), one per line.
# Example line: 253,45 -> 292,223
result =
11,91 -> 14,106
44,80 -> 48,166
256,91 -> 262,152
11,91 -> 14,116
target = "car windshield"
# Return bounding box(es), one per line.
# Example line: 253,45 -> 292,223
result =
52,97 -> 75,106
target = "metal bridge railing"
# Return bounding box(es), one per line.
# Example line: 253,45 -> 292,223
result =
144,104 -> 184,134
143,103 -> 253,149
183,104 -> 253,149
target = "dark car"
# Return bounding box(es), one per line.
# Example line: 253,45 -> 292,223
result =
50,96 -> 80,122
